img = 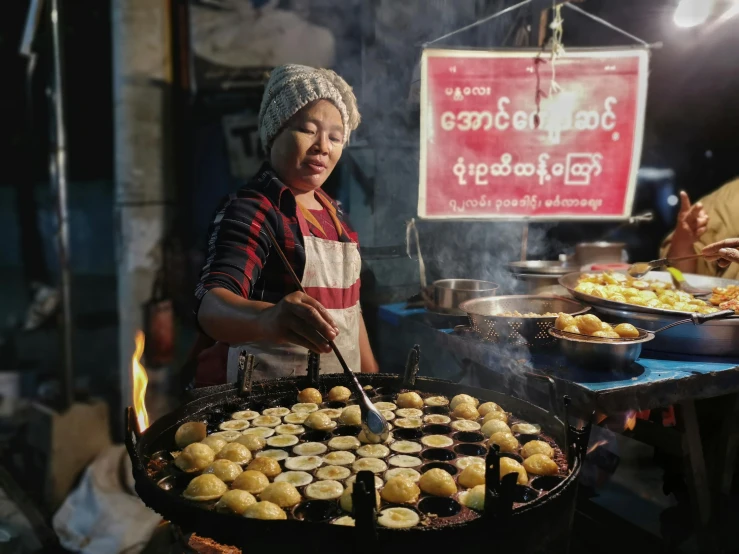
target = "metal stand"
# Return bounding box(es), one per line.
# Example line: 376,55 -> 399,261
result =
402,345 -> 421,388
307,352 -> 320,388
352,470 -> 378,552
48,0 -> 74,411
238,352 -> 255,397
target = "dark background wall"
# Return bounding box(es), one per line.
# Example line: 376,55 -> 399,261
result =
1,0 -> 738,406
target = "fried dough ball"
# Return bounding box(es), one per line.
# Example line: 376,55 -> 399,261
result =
175,443 -> 215,473
555,313 -> 576,331
182,474 -> 228,501
396,391 -> 424,409
216,442 -> 252,465
450,394 -> 479,410
298,387 -> 322,404
243,500 -> 287,520
520,440 -> 554,459
175,422 -> 208,449
478,402 -> 503,416
523,454 -> 559,476
246,457 -> 282,479
418,468 -> 457,497
500,457 -> 528,485
482,410 -> 509,424
452,402 -> 480,420
235,434 -> 266,452
614,323 -> 640,338
328,386 -> 351,402
339,405 -> 361,426
592,330 -> 620,339
380,476 -> 420,504
340,482 -> 381,513
203,459 -> 243,483
260,482 -> 302,508
215,490 -> 257,514
232,470 -> 270,494
460,484 -> 485,510
481,419 -> 511,437
576,314 -> 603,335
200,436 -> 228,454
305,412 -> 335,431
563,325 -> 581,334
488,432 -> 519,453
458,463 -> 486,488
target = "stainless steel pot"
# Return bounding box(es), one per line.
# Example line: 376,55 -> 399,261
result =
575,242 -> 625,266
427,279 -> 499,315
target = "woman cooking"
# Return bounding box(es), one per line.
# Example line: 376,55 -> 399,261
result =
193,64 -> 379,385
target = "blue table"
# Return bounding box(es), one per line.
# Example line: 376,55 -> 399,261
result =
377,302 -> 739,542
377,302 -> 739,412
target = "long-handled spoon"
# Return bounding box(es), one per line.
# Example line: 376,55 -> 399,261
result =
627,253 -> 704,279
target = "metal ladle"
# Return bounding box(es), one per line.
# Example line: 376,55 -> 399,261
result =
627,253 -> 704,279
261,225 -> 389,441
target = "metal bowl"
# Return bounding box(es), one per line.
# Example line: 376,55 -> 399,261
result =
548,327 -> 655,371
428,279 -> 499,315
459,296 -> 590,347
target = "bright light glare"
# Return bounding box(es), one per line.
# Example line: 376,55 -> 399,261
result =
674,0 -> 715,28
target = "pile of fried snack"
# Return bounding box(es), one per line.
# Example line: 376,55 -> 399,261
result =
575,273 -> 720,314
555,313 -> 640,339
710,285 -> 739,314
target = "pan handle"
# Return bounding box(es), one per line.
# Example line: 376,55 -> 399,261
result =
690,309 -> 736,324
653,309 -> 735,334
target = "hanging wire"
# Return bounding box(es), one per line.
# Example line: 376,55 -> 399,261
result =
424,0 -> 533,47
564,2 -> 654,48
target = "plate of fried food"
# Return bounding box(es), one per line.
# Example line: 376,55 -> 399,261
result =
710,285 -> 739,314
559,271 -> 738,317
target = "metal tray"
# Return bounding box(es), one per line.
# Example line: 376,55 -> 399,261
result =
558,271 -> 739,319
508,261 -> 577,276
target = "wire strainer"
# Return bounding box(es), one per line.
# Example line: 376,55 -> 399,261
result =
458,295 -> 590,348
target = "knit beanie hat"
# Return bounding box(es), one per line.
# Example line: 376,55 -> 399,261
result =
258,64 -> 361,152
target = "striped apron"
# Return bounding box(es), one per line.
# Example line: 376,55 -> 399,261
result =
225,194 -> 361,382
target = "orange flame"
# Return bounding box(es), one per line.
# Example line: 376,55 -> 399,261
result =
624,411 -> 637,432
132,330 -> 150,432
587,439 -> 608,455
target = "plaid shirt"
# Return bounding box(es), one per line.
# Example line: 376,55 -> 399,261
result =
195,163 -> 358,310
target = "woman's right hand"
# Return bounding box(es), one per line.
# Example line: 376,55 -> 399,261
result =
258,291 -> 339,354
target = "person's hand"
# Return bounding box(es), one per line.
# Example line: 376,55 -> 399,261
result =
702,239 -> 739,268
258,291 -> 339,354
669,191 -> 709,256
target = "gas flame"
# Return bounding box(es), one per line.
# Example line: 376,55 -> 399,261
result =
587,439 -> 608,456
624,411 -> 637,432
132,330 -> 150,432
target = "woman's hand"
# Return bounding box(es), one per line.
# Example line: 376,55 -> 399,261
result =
258,291 -> 339,354
702,239 -> 739,268
669,191 -> 710,256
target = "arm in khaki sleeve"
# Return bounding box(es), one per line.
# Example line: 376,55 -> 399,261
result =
358,311 -> 379,374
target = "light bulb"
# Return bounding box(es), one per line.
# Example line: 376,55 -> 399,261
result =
673,0 -> 715,28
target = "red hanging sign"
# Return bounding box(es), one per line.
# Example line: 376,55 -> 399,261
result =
418,48 -> 649,220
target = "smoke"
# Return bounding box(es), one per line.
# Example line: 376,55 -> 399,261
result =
291,0 -> 567,403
